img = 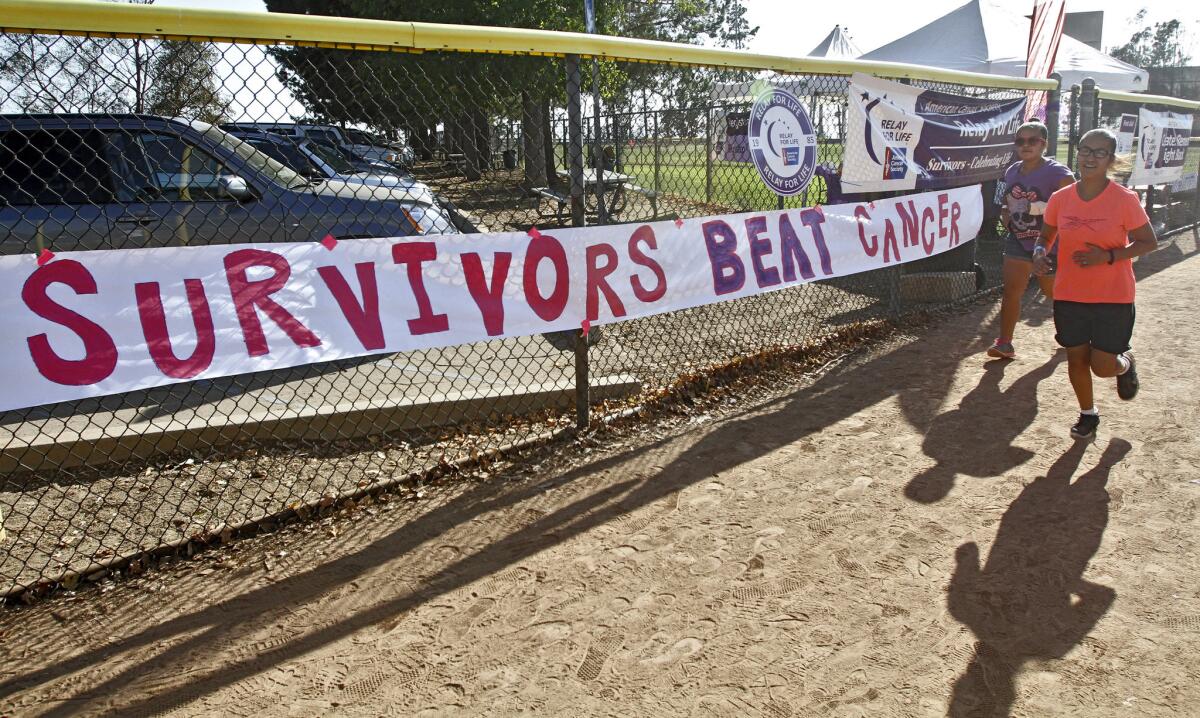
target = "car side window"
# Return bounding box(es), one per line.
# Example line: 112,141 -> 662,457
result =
105,131 -> 161,203
137,133 -> 233,202
0,129 -> 114,207
248,139 -> 318,177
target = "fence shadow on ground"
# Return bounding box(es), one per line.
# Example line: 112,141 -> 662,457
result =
2,231 -> 1195,715
2,306 -> 988,713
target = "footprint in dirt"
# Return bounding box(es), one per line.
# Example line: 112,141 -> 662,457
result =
834,476 -> 874,502
639,637 -> 705,666
439,597 -> 497,643
577,631 -> 624,681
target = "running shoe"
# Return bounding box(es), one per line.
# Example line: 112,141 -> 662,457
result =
1117,351 -> 1139,400
986,340 -> 1015,359
1071,413 -> 1100,440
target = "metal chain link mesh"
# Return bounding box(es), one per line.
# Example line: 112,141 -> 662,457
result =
1,28 -> 1192,601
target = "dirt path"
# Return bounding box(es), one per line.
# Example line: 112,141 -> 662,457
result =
3,235 -> 1199,717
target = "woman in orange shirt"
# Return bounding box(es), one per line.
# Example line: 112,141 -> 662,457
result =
1034,128 -> 1158,439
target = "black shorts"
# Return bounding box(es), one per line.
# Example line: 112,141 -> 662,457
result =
1053,301 -> 1135,355
1003,237 -> 1057,274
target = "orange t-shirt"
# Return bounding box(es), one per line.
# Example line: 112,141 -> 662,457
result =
1044,181 -> 1150,304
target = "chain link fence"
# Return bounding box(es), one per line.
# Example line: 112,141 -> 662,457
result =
0,9 -> 1189,601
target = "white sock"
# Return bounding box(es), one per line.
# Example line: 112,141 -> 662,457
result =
1116,354 -> 1130,375
1081,407 -> 1099,416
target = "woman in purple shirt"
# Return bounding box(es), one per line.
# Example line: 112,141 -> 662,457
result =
986,121 -> 1075,359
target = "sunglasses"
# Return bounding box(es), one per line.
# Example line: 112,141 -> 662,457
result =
1077,146 -> 1112,159
1013,136 -> 1044,146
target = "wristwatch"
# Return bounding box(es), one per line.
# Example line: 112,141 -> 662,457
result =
1032,245 -> 1047,257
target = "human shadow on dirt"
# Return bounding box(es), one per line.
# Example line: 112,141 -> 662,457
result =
946,438 -> 1129,717
904,352 -> 1064,503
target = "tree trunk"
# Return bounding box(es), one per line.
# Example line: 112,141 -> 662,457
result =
521,91 -> 548,189
461,106 -> 490,181
542,104 -> 557,188
409,122 -> 435,161
443,116 -> 458,155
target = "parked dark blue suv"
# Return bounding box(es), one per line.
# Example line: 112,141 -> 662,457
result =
0,114 -> 453,254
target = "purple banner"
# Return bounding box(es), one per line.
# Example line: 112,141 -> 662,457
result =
844,73 -> 1027,194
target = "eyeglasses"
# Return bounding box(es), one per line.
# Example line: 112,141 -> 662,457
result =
1013,136 -> 1044,146
1077,146 -> 1112,159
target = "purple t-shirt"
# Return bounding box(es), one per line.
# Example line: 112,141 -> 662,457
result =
997,158 -> 1075,252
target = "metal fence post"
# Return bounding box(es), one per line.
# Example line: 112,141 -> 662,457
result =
1146,184 -> 1156,232
565,55 -> 586,227
563,54 -> 590,431
887,264 -> 903,321
653,109 -> 661,197
1046,72 -> 1062,156
1190,178 -> 1200,240
1066,84 -> 1080,170
589,56 -> 608,225
705,108 -> 713,205
1078,78 -> 1097,135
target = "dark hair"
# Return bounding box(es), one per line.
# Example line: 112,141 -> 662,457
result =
1016,120 -> 1048,141
1080,127 -> 1117,154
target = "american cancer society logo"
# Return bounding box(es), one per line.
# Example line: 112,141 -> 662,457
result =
748,88 -> 817,196
884,146 -> 908,180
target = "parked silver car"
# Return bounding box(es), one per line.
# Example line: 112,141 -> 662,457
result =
221,122 -> 405,169
0,114 -> 451,254
229,130 -> 440,208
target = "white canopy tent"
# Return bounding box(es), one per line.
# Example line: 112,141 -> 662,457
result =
809,25 -> 862,59
859,0 -> 1147,92
710,25 -> 859,103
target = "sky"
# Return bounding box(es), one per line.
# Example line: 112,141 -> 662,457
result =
155,0 -> 1200,61
743,0 -> 1200,60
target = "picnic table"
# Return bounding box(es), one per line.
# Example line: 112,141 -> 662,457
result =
554,169 -> 659,217
528,169 -> 662,227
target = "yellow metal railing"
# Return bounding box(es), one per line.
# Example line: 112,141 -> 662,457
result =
0,0 -> 1058,91
1097,88 -> 1200,111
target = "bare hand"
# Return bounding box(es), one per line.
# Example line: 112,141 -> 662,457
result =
1032,253 -> 1052,276
1072,242 -> 1107,268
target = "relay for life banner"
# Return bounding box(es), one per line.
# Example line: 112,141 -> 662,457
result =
842,73 -> 1026,194
1128,109 -> 1193,187
0,186 -> 982,412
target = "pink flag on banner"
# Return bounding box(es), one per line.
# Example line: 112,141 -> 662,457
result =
1026,0 -> 1066,121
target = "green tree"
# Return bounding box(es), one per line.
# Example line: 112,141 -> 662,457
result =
1109,10 -> 1192,68
0,1 -> 230,121
264,0 -> 754,183
145,41 -> 232,123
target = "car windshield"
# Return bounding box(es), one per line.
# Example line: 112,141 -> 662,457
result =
346,129 -> 379,145
304,140 -> 356,174
192,121 -> 306,189
248,138 -> 325,177
304,128 -> 341,146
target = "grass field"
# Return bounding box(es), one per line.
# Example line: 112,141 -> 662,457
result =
553,137 -> 1200,213
559,140 -> 841,211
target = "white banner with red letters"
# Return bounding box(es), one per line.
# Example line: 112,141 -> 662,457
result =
0,186 -> 982,412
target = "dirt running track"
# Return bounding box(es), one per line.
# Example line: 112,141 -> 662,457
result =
2,235 -> 1199,717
